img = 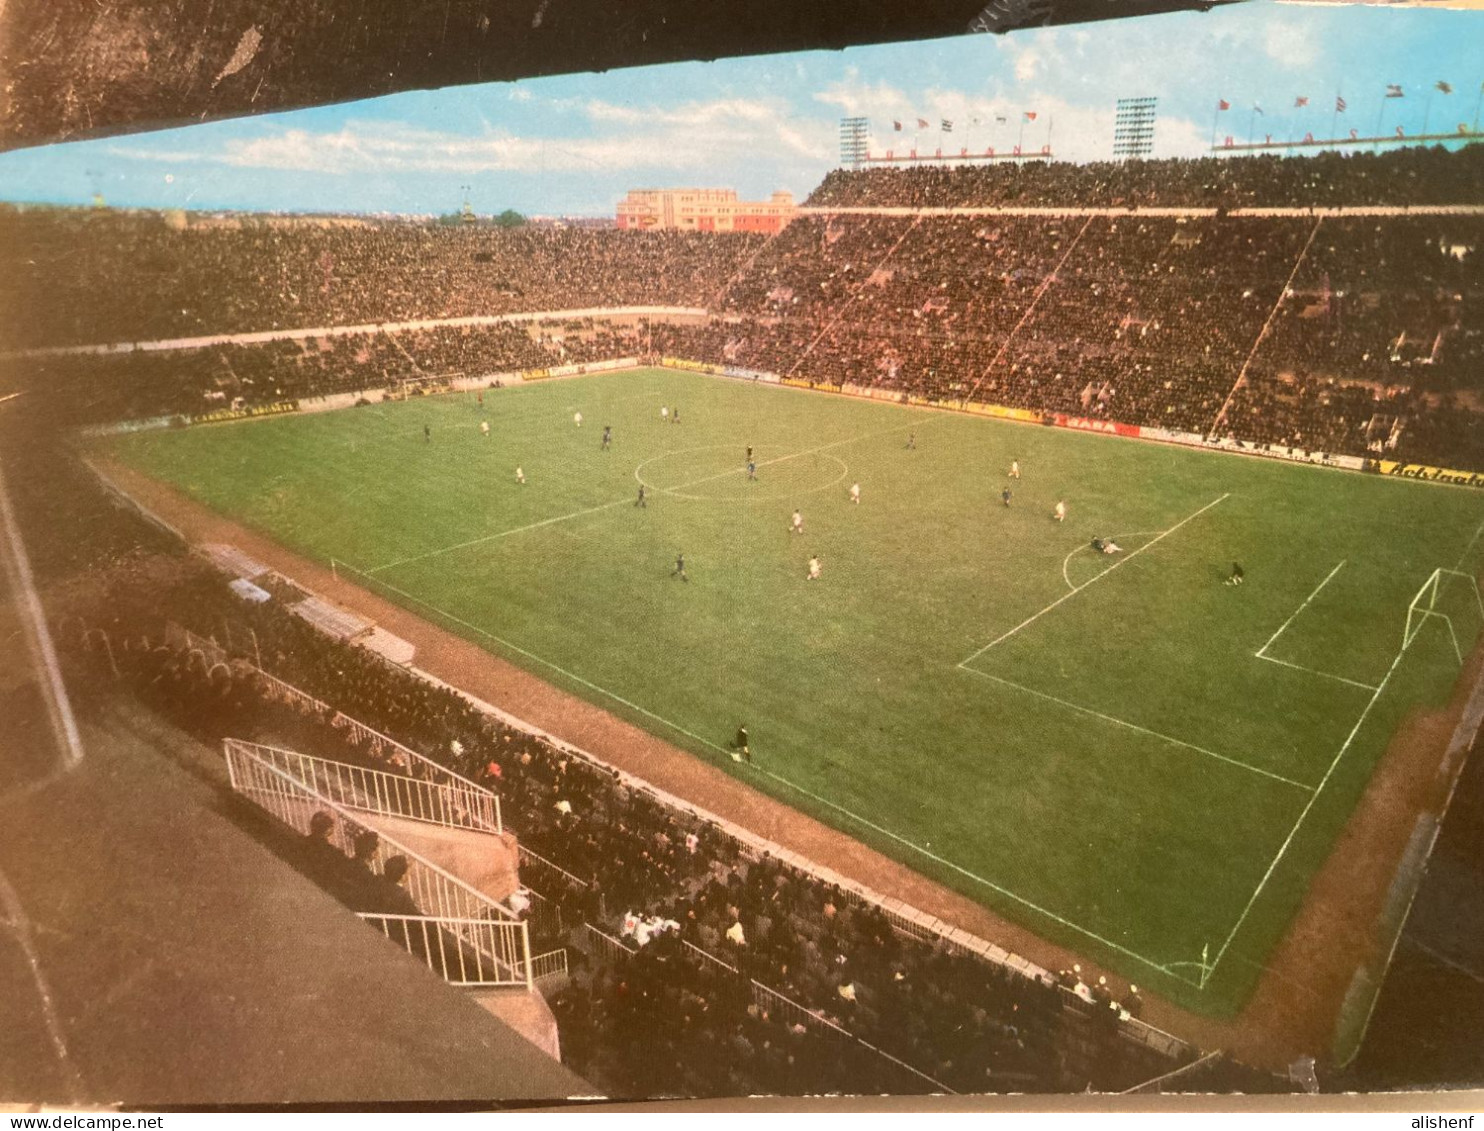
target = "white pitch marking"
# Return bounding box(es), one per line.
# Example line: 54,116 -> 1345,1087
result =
1255,654 -> 1379,692
957,667 -> 1315,791
1255,560 -> 1347,660
327,558 -> 1207,987
1202,613 -> 1418,986
369,418 -> 921,575
960,494 -> 1229,665
1061,531 -> 1163,591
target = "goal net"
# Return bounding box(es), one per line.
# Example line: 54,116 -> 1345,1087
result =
1403,567 -> 1484,665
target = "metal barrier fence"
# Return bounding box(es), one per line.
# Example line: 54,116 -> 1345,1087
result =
528,947 -> 570,988
357,913 -> 524,986
254,666 -> 330,714
584,923 -> 637,966
580,921 -> 953,1093
682,939 -> 739,976
235,739 -> 490,837
329,712 -> 501,834
198,647 -> 504,834
748,979 -> 849,1038
518,844 -> 589,891
523,886 -> 564,940
224,738 -> 532,988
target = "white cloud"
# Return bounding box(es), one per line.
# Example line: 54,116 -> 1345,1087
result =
813,77 -> 911,117
1014,46 -> 1042,83
1263,18 -> 1319,69
105,100 -> 834,182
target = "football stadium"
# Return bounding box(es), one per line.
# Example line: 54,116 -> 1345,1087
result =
2,0 -> 1483,1107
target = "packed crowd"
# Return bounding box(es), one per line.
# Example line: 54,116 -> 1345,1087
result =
805,147 -> 1484,210
6,411 -> 1192,1095
0,207 -> 758,350
653,207 -> 1484,468
6,146 -> 1482,467
4,319 -> 651,425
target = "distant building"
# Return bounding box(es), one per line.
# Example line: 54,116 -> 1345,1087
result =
616,188 -> 796,233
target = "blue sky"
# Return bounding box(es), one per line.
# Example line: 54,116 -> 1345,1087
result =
0,1 -> 1480,216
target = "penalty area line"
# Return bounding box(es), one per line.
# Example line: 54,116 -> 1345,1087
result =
1255,654 -> 1379,692
961,493 -> 1229,665
1202,620 -> 1416,987
331,556 -> 1203,987
956,667 -> 1315,792
1253,560 -> 1382,690
1255,559 -> 1345,660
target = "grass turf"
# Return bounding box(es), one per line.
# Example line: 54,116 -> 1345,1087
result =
103,367 -> 1484,1015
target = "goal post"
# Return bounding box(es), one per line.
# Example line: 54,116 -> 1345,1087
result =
1404,567 -> 1484,664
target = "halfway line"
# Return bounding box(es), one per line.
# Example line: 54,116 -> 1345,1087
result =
369,417 -> 923,575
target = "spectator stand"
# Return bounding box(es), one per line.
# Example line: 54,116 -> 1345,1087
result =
221,737 -> 535,986
583,924 -> 950,1093
391,607 -> 1198,1072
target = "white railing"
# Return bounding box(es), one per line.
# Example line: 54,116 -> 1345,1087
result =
522,886 -> 564,940
236,739 -> 491,836
748,979 -> 849,1038
330,711 -> 501,833
584,923 -> 638,965
683,939 -> 739,976
208,650 -> 503,834
528,947 -> 570,988
517,844 -> 589,890
254,666 -> 329,714
358,914 -> 528,987
747,980 -> 954,1093
223,738 -> 531,988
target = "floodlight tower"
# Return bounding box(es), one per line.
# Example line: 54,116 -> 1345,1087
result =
1113,97 -> 1158,160
839,117 -> 869,169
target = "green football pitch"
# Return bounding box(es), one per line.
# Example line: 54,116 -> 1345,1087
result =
104,367 -> 1484,1015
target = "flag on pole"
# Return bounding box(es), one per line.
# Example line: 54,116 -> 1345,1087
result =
1218,99 -> 1230,111
1385,85 -> 1404,98
916,118 -> 929,129
1436,80 -> 1453,94
941,119 -> 953,132
893,120 -> 902,131
995,115 -> 1008,124
1253,103 -> 1264,115
1023,111 -> 1038,122
1335,96 -> 1347,112
1294,96 -> 1309,107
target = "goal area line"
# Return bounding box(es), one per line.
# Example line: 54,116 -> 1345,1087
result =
1200,561 -> 1483,988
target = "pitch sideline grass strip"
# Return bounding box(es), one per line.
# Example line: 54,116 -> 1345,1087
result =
331,554 -> 1210,987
